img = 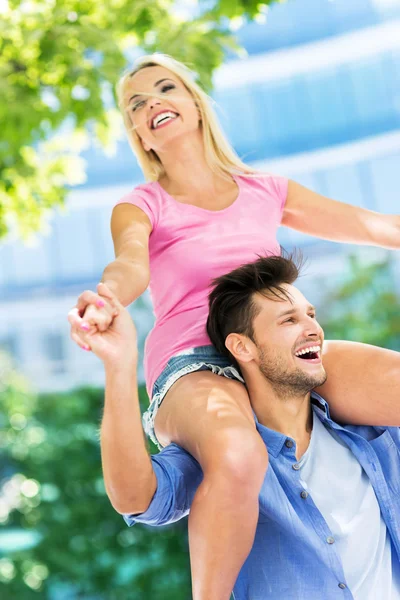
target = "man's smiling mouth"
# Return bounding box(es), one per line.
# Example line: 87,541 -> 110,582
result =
294,345 -> 321,361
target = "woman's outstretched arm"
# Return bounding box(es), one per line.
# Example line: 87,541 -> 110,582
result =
282,180 -> 400,249
315,340 -> 400,426
70,203 -> 152,350
101,203 -> 152,305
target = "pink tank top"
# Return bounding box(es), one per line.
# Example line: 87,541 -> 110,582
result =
115,173 -> 288,396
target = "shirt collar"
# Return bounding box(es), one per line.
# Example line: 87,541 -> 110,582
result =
253,392 -> 332,458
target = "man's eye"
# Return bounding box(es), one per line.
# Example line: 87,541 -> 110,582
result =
284,318 -> 295,323
309,313 -> 316,319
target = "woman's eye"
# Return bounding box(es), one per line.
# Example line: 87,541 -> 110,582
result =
132,100 -> 145,112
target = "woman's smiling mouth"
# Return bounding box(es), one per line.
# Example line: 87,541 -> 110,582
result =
151,111 -> 179,129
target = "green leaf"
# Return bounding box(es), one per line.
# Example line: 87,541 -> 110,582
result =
0,0 -> 248,239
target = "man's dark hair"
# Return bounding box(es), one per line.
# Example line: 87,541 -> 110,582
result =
207,252 -> 303,367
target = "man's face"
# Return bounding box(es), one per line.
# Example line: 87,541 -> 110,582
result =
250,284 -> 327,394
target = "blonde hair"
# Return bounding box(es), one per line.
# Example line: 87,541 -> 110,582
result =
116,53 -> 259,182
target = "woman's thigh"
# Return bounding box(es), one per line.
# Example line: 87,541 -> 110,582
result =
154,371 -> 263,470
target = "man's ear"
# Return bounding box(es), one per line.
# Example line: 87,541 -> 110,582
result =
225,333 -> 254,366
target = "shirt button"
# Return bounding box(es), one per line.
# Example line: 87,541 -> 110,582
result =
338,583 -> 347,590
327,536 -> 335,544
285,439 -> 294,448
292,463 -> 301,471
300,490 -> 308,499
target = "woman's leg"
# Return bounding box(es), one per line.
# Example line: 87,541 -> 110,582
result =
154,371 -> 268,600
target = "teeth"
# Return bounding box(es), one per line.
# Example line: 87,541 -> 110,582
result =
152,111 -> 177,129
295,345 -> 321,357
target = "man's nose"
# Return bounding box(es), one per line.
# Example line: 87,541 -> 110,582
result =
304,319 -> 322,338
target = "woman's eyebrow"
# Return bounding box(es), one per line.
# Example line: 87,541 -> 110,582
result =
128,79 -> 174,104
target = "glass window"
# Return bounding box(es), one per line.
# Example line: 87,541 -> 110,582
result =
51,210 -> 96,281
323,164 -> 367,208
368,152 -> 400,213
41,332 -> 66,376
0,334 -> 20,362
11,236 -> 53,286
0,243 -> 16,288
348,57 -> 393,127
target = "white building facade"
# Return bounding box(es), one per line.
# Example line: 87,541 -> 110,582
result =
1,0 -> 399,391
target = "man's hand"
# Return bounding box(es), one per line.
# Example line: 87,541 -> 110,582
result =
68,283 -> 138,368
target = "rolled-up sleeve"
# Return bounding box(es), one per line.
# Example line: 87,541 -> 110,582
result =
123,444 -> 203,527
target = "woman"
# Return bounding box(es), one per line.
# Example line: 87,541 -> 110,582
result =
69,54 -> 400,599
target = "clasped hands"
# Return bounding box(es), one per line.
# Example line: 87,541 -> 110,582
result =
67,283 -> 138,368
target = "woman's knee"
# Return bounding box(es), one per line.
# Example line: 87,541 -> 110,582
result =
153,371 -> 268,487
201,427 -> 269,490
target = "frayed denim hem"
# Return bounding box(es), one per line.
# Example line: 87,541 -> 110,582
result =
142,362 -> 245,451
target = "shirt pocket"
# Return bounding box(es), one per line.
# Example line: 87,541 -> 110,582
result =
370,429 -> 400,495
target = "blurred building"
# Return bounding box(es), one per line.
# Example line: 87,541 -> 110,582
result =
1,0 -> 399,391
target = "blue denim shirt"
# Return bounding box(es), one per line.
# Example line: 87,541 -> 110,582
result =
123,393 -> 400,599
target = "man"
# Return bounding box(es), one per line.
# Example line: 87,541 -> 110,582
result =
86,255 -> 400,599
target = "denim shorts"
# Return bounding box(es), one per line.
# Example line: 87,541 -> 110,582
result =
142,345 -> 245,449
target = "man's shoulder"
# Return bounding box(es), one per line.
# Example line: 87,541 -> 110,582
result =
311,391 -> 396,442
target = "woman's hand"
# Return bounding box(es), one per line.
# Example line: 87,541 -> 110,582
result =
68,283 -> 138,367
68,285 -> 120,351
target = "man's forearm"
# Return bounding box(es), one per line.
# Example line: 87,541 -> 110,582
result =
101,258 -> 149,307
101,362 -> 156,514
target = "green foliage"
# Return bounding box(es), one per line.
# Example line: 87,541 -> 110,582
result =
320,254 -> 400,350
0,359 -> 190,599
1,254 -> 398,598
209,0 -> 285,19
0,0 -> 279,240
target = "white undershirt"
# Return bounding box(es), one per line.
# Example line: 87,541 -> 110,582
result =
298,411 -> 400,599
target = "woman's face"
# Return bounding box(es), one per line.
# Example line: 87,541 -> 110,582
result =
125,65 -> 201,153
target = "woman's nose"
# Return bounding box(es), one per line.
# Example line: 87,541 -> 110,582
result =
149,97 -> 161,110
